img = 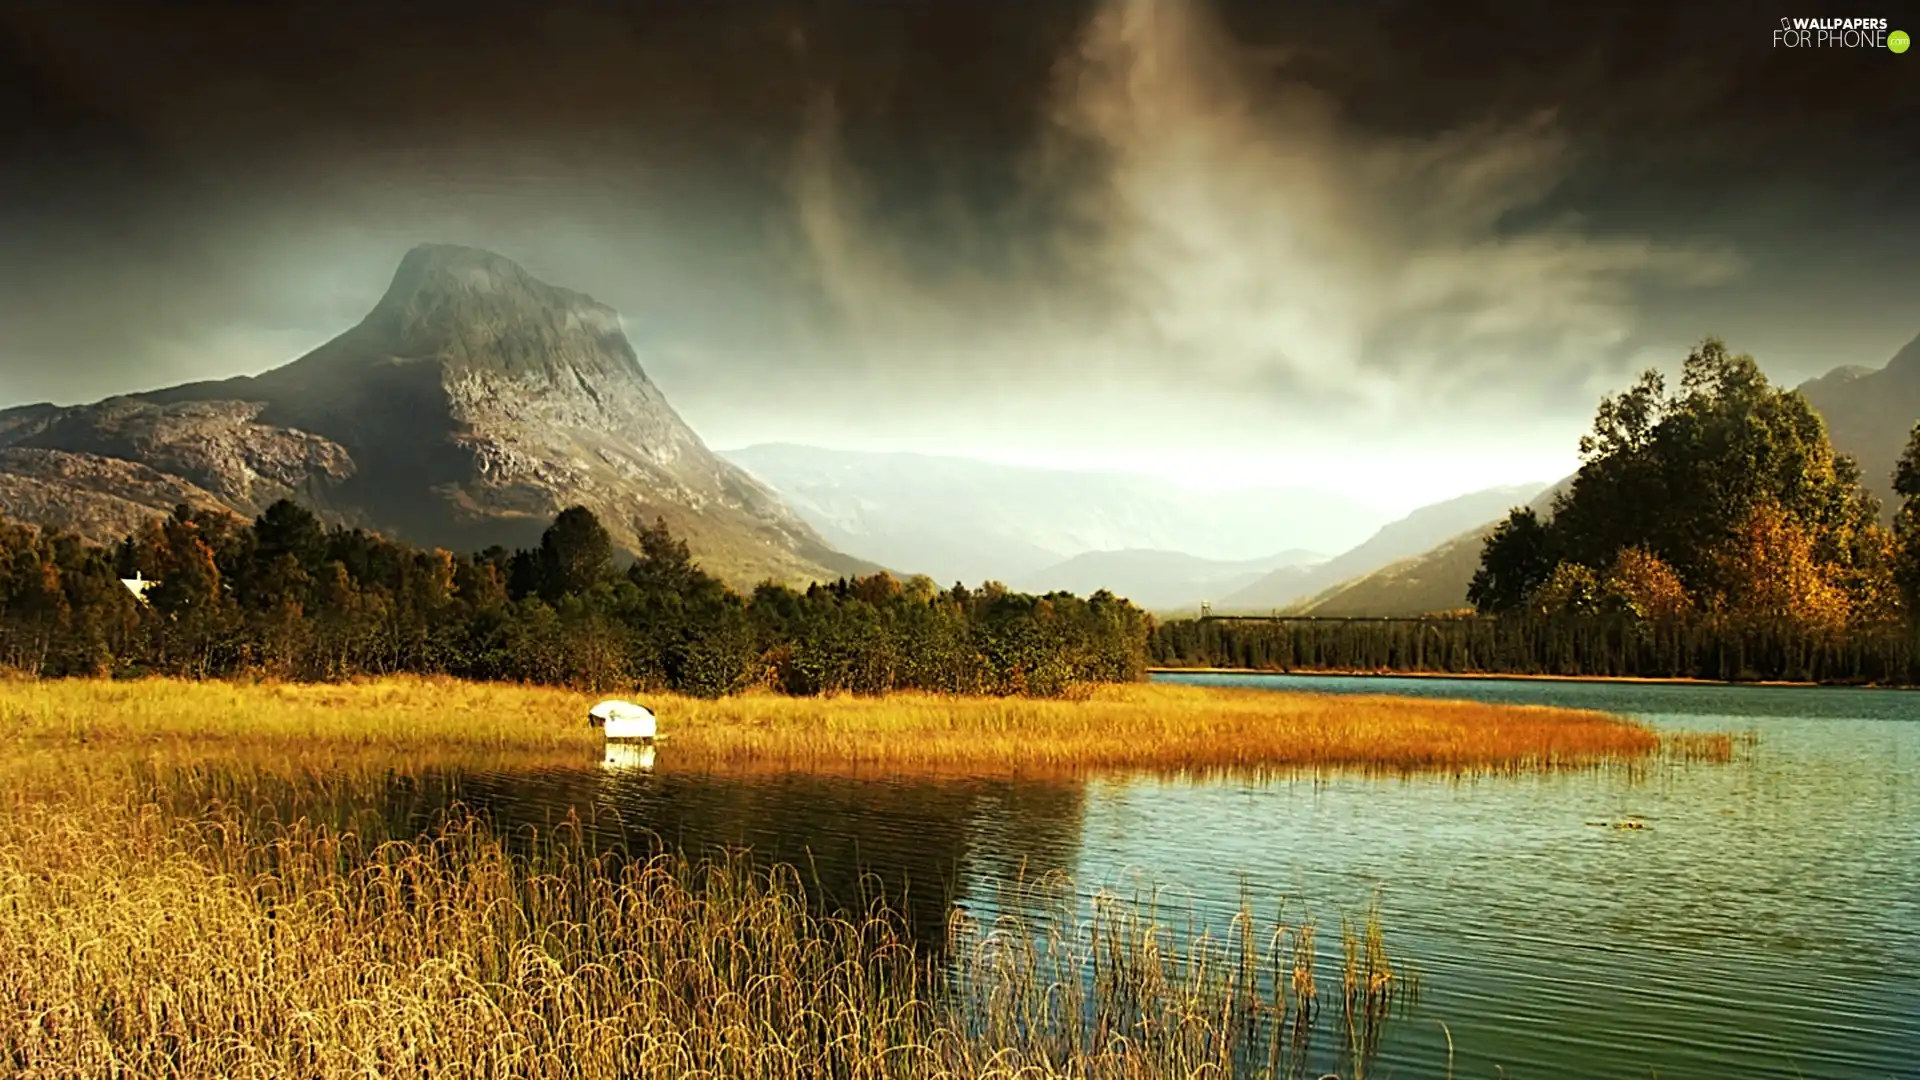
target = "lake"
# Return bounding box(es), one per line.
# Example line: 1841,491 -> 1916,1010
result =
375,674 -> 1920,1079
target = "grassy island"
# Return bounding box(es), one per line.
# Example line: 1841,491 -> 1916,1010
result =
2,675 -> 1665,774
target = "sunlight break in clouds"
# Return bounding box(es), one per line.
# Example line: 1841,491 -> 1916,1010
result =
782,0 -> 1740,502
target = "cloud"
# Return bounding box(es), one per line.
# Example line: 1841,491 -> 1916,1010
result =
7,0 -> 1913,508
779,0 -> 1742,440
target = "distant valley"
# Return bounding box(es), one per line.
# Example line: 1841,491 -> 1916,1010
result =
722,440 -> 1551,613
1015,548 -> 1325,613
720,443 -> 1387,588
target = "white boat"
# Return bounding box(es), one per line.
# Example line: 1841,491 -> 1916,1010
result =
587,698 -> 657,742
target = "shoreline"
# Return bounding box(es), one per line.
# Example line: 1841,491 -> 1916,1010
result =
1146,667 -> 1876,689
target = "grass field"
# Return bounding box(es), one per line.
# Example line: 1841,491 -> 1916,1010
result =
0,752 -> 1410,1079
0,675 -> 1718,1077
0,674 -> 1666,775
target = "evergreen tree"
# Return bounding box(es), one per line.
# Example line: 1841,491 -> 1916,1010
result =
537,506 -> 614,602
1469,508 -> 1556,614
1892,423 -> 1920,613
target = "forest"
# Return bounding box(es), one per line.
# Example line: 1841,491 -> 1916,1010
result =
0,502 -> 1150,697
9,341 -> 1919,691
1157,340 -> 1920,684
1149,613 -> 1919,684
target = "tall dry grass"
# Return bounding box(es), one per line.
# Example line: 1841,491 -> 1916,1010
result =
0,674 -> 1718,1078
0,675 -> 1662,776
1659,730 -> 1760,763
0,757 -> 1414,1080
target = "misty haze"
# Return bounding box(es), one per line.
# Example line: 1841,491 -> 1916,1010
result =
3,2 -> 1918,1078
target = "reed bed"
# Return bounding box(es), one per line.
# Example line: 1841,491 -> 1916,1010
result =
0,756 -> 1414,1080
0,674 -> 588,753
1,675 -> 1662,776
662,684 -> 1658,775
1660,730 -> 1757,763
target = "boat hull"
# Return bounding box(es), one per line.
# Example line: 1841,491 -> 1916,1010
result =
604,717 -> 656,741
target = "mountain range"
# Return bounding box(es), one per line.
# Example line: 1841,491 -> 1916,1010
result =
717,443 -> 1387,588
0,245 -> 870,587
1796,331 -> 1920,515
1281,481 -> 1570,616
719,439 -> 1551,613
1014,548 -> 1325,612
1214,483 -> 1552,613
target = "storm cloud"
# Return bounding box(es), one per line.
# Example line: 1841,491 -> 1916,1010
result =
3,0 -> 1916,508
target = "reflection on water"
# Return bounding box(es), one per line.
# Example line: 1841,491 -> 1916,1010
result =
413,758 -> 1088,958
245,674 -> 1916,1079
601,741 -> 655,771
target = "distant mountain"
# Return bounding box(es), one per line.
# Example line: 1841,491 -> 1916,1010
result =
1015,548 -> 1324,613
1294,529 -> 1492,617
1797,330 -> 1920,514
1218,482 -> 1552,611
0,244 -> 870,587
1291,482 -> 1569,616
720,444 -> 1389,586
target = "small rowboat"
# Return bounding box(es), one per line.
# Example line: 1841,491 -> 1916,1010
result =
587,698 -> 658,742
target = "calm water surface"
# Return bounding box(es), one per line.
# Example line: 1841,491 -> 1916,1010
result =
391,674 -> 1919,1078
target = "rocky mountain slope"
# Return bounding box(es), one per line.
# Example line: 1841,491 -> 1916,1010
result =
0,244 -> 869,587
1218,483 -> 1551,612
720,443 -> 1388,586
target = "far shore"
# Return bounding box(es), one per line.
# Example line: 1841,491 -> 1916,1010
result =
1146,666 -> 1890,689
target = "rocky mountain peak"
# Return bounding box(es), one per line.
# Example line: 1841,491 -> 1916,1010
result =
343,243 -> 639,387
0,243 -> 872,587
375,244 -> 601,315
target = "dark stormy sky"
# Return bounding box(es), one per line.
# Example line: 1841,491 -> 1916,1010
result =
3,0 -> 1916,509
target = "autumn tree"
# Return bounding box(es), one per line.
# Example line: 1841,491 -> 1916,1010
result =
1712,500 -> 1851,629
0,526 -> 70,672
849,572 -> 904,606
1599,547 -> 1690,620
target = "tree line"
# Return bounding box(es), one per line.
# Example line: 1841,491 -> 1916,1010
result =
1158,339 -> 1920,685
0,501 -> 1151,697
1150,614 -> 1920,685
